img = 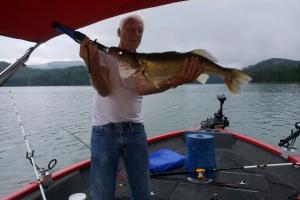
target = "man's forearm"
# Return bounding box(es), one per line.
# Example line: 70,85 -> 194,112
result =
80,38 -> 111,97
89,64 -> 111,97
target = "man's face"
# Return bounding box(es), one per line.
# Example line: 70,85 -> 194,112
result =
118,19 -> 144,52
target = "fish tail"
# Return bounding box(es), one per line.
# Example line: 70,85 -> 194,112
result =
224,69 -> 252,95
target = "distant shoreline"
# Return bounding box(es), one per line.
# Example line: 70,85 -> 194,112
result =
1,58 -> 299,86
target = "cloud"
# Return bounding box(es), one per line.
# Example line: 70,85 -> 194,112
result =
0,0 -> 299,68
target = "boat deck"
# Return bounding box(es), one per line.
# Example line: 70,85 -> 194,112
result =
115,131 -> 299,199
18,131 -> 300,200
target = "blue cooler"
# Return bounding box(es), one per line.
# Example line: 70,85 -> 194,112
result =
185,132 -> 216,179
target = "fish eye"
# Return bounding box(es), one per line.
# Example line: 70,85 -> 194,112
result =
118,51 -> 123,55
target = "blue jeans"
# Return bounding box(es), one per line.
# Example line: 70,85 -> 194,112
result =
91,122 -> 150,200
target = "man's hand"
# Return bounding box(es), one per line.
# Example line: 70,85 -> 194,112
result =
169,57 -> 205,87
79,37 -> 100,68
79,37 -> 111,97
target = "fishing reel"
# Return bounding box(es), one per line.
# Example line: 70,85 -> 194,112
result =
200,94 -> 230,130
278,122 -> 300,150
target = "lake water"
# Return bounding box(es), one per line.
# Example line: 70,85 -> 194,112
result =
0,84 -> 300,196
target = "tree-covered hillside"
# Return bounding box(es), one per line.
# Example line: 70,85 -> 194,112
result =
243,58 -> 300,83
1,64 -> 90,86
1,58 -> 299,86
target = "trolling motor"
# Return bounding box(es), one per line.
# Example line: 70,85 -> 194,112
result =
200,94 -> 230,129
278,122 -> 300,150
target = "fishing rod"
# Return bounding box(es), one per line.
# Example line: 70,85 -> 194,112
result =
9,91 -> 47,200
52,21 -> 109,52
52,21 -> 110,73
150,162 -> 300,178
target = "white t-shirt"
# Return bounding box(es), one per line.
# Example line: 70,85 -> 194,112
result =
91,51 -> 144,126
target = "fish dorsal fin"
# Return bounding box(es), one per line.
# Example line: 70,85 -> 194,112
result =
190,49 -> 217,62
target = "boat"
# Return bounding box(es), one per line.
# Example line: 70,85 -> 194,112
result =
2,95 -> 300,200
1,1 -> 300,200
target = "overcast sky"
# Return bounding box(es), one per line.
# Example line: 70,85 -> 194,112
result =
0,0 -> 299,69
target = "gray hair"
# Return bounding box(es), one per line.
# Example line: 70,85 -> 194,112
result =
118,14 -> 144,30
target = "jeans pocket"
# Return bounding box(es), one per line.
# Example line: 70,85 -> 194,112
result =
91,126 -> 106,147
92,125 -> 110,136
130,123 -> 145,134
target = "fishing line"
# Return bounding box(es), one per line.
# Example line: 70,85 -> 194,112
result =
9,91 -> 47,200
56,124 -> 130,185
56,124 -> 91,149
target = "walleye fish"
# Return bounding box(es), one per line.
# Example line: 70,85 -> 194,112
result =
108,47 -> 251,95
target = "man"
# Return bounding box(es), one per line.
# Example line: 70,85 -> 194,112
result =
80,14 -> 204,200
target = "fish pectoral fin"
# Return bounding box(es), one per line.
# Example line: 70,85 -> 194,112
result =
190,49 -> 217,63
141,70 -> 160,89
118,62 -> 137,79
197,74 -> 210,84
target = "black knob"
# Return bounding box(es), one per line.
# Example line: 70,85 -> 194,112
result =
295,122 -> 300,129
217,94 -> 226,102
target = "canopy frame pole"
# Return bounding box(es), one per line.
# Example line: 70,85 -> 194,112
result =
0,43 -> 41,86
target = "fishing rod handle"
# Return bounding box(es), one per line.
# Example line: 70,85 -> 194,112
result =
53,21 -> 108,52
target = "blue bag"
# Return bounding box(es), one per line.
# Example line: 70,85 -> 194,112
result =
149,148 -> 185,173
